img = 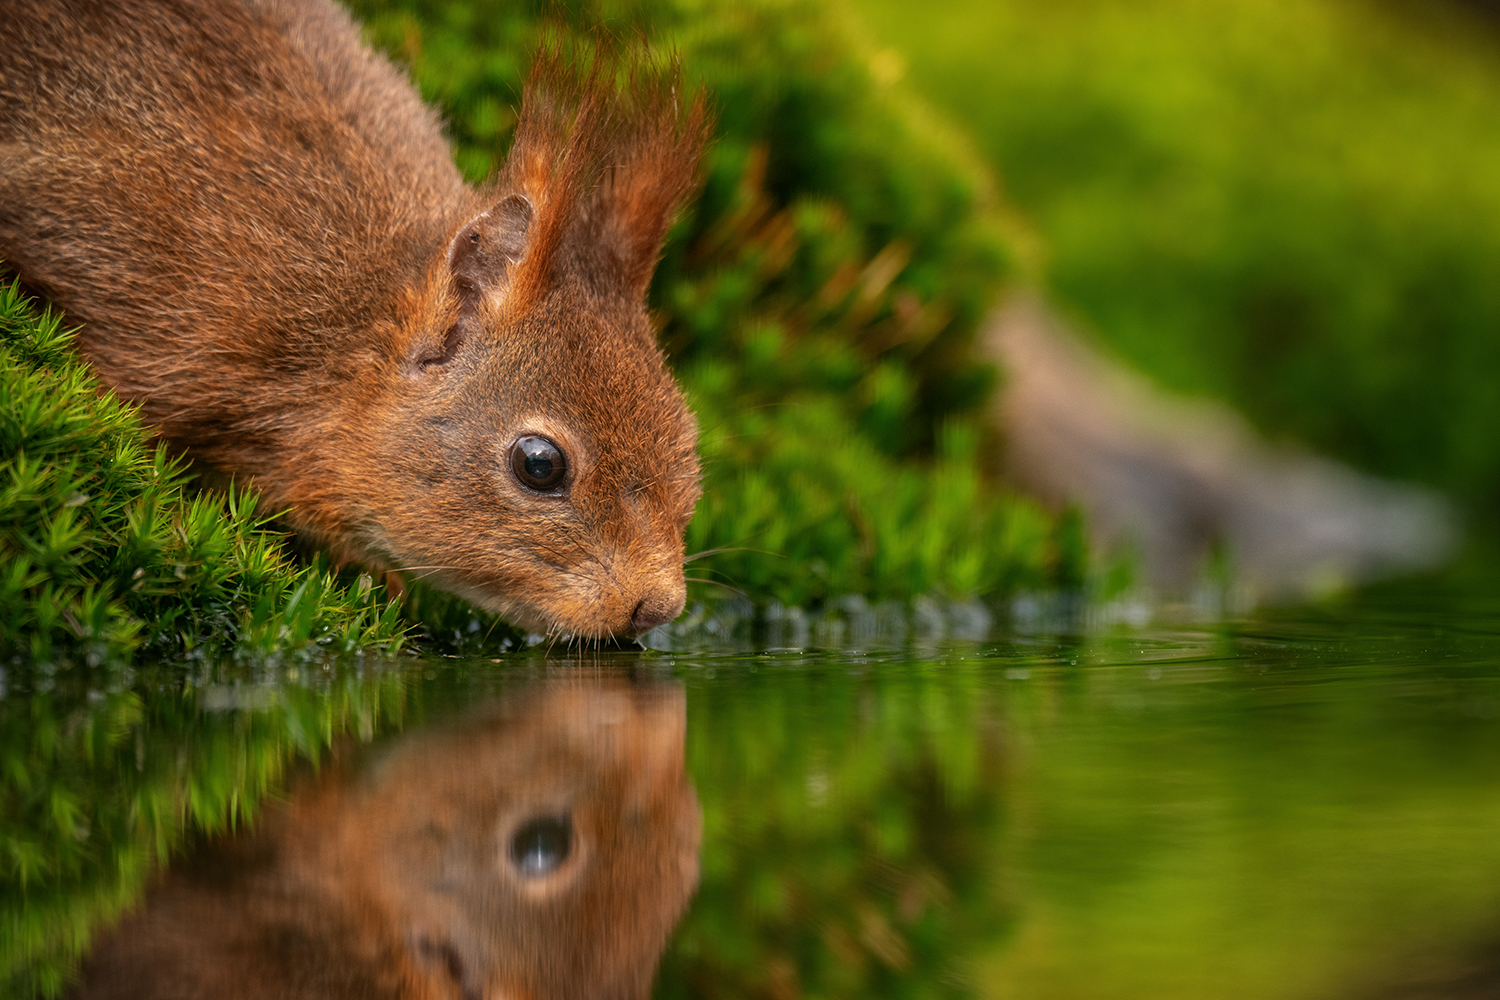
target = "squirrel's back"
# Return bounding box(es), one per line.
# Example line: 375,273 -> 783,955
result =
1,0 -> 465,417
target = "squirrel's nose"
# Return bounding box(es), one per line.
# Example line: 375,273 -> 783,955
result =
631,587 -> 686,634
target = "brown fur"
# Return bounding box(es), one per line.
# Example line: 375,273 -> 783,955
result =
0,0 -> 710,638
67,676 -> 702,1000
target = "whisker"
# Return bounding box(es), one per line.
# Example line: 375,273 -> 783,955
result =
685,576 -> 750,600
682,545 -> 777,564
685,564 -> 745,583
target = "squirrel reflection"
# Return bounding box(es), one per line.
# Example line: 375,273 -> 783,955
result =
70,676 -> 701,1000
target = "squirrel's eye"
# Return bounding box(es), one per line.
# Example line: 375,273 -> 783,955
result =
509,815 -> 572,877
511,436 -> 567,492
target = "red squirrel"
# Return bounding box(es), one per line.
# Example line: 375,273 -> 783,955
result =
67,676 -> 702,999
0,0 -> 709,639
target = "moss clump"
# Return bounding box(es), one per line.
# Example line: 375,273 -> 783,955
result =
687,382 -> 1061,606
0,281 -> 406,665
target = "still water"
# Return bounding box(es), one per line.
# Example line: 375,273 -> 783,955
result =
7,578 -> 1500,999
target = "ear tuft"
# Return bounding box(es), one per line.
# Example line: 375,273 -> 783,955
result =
593,77 -> 711,302
494,46 -> 712,312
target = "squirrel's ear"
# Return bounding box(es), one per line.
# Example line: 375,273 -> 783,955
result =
448,193 -> 534,306
414,195 -> 533,371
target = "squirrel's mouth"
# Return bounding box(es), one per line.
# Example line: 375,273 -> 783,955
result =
362,517 -> 687,640
428,564 -> 676,642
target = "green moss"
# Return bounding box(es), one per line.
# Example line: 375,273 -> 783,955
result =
0,281 -> 407,664
687,386 -> 1064,605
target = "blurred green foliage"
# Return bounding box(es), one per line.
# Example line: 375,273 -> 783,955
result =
0,282 -> 407,664
347,0 -> 1084,608
852,0 -> 1500,513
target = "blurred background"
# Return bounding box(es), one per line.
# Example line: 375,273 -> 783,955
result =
843,0 -> 1500,593
854,0 -> 1500,496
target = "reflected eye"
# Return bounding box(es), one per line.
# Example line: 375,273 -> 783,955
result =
511,436 -> 567,492
509,815 -> 572,877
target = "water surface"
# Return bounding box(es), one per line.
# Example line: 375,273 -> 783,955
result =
7,579 -> 1500,999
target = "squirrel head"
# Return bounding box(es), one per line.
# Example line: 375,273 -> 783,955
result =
340,52 -> 709,640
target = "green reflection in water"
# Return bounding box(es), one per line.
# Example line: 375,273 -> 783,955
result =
1,663 -> 413,995
657,589 -> 1500,1000
6,585 -> 1500,999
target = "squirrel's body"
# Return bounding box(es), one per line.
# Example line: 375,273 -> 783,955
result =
0,0 -> 707,638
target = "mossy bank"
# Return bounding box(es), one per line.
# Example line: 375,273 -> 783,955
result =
0,283 -> 406,665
